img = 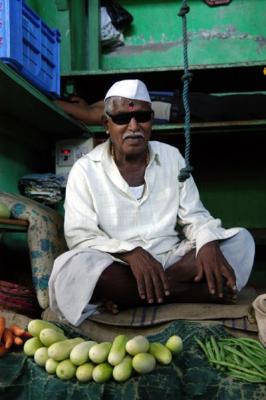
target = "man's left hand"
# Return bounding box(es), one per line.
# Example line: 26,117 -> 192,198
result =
194,241 -> 237,298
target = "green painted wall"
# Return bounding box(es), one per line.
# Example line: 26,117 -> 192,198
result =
99,0 -> 266,72
0,123 -> 43,194
0,133 -> 41,282
142,129 -> 266,230
24,0 -> 266,74
0,137 -> 31,193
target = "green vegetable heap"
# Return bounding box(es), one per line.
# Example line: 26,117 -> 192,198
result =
195,335 -> 266,383
23,319 -> 183,383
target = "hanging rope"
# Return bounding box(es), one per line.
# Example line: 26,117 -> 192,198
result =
178,0 -> 193,182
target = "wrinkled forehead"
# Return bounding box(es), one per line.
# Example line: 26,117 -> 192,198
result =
111,97 -> 152,112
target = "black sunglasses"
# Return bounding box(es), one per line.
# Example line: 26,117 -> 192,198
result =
106,110 -> 153,125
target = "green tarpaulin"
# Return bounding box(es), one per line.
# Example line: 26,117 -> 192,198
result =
0,321 -> 265,400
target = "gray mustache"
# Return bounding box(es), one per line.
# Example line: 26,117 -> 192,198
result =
122,132 -> 145,140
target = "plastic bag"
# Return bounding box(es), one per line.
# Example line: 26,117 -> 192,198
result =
101,0 -> 133,30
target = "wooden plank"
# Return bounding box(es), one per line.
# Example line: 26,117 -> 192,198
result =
0,218 -> 28,232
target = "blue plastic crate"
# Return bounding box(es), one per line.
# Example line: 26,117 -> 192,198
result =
0,0 -> 61,98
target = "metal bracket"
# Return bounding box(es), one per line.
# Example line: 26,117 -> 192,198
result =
203,0 -> 232,6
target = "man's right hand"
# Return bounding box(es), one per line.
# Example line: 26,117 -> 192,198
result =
116,247 -> 170,304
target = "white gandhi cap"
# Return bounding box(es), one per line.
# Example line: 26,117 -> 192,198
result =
104,79 -> 151,103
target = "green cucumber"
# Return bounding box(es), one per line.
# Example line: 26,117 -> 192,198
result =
34,346 -> 49,367
165,335 -> 183,354
113,355 -> 133,382
48,337 -> 84,361
108,335 -> 128,366
132,352 -> 156,374
70,340 -> 97,366
27,319 -> 64,337
56,359 -> 76,380
23,337 -> 43,356
149,342 -> 172,365
39,328 -> 67,347
76,362 -> 94,382
89,342 -> 112,364
45,358 -> 59,374
126,335 -> 150,356
92,362 -> 113,383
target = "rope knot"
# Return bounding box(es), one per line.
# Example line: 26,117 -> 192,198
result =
178,165 -> 194,182
178,4 -> 190,17
181,71 -> 193,82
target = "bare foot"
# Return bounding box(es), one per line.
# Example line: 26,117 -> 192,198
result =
102,299 -> 119,314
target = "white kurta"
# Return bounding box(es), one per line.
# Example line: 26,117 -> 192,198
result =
49,139 -> 240,325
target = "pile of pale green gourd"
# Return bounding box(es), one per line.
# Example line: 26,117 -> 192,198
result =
23,319 -> 183,383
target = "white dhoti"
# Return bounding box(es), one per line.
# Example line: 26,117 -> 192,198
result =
48,229 -> 255,326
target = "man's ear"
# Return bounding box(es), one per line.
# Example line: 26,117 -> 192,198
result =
101,115 -> 109,134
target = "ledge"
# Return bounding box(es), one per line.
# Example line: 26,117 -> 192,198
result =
0,62 -> 89,140
87,119 -> 266,135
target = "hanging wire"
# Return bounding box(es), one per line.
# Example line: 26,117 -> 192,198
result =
178,0 -> 194,182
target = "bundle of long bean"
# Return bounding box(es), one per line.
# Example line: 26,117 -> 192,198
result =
195,336 -> 266,383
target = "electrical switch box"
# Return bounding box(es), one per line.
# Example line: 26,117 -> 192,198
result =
55,138 -> 94,186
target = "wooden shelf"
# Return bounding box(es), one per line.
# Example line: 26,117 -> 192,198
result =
0,62 -> 89,142
87,119 -> 266,135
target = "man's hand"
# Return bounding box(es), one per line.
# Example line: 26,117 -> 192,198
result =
54,97 -> 104,124
116,247 -> 170,304
54,96 -> 90,119
194,241 -> 237,298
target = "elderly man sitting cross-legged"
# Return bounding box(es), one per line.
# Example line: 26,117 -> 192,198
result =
49,79 -> 255,326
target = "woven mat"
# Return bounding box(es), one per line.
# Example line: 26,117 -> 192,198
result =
42,287 -> 259,342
